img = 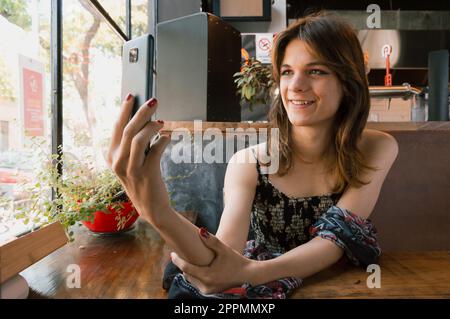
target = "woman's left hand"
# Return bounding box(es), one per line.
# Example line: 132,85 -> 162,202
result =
170,229 -> 256,294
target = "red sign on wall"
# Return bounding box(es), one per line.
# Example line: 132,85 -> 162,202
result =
22,68 -> 44,137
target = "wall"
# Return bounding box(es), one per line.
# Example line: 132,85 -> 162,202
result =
329,10 -> 450,30
228,0 -> 287,33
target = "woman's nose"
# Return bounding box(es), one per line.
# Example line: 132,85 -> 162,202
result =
289,73 -> 310,92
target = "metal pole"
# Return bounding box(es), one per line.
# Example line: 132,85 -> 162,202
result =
126,0 -> 132,39
428,50 -> 449,121
51,0 -> 63,201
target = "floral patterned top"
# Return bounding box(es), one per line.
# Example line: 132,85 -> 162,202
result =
250,150 -> 343,254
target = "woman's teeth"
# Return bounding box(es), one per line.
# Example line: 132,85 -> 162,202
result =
290,100 -> 314,105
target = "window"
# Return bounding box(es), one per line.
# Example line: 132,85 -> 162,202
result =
0,0 -> 148,244
62,1 -> 124,169
98,0 -> 127,32
0,121 -> 9,151
131,0 -> 148,38
0,0 -> 52,243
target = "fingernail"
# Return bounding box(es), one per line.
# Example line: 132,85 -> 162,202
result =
157,120 -> 164,124
199,227 -> 209,239
147,98 -> 158,108
126,93 -> 132,101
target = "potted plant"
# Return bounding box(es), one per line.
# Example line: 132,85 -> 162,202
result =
233,57 -> 274,112
9,143 -> 138,241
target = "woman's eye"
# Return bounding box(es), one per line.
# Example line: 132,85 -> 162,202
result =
281,70 -> 292,76
309,69 -> 328,75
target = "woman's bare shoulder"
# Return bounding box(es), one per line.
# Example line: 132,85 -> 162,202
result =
359,129 -> 399,162
225,143 -> 268,184
229,143 -> 266,165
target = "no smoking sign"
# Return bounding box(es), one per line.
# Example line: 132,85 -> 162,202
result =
258,37 -> 271,51
255,33 -> 274,63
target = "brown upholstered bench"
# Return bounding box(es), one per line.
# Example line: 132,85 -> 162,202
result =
371,129 -> 450,251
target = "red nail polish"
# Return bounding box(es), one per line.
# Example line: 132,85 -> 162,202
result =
157,120 -> 164,124
126,93 -> 132,101
199,227 -> 209,239
147,98 -> 158,108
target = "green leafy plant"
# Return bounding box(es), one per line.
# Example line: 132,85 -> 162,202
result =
233,58 -> 274,111
8,141 -> 133,242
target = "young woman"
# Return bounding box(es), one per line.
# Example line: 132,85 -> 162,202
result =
107,12 -> 398,298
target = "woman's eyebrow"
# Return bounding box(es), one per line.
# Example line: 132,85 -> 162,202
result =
281,62 -> 329,68
306,61 -> 328,67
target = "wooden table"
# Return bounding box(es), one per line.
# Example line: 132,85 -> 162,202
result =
21,218 -> 450,299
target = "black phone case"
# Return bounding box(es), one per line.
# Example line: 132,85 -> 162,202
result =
121,34 -> 154,118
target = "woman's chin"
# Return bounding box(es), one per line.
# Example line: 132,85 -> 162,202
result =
287,115 -> 311,127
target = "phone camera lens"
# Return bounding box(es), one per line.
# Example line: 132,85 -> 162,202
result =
129,48 -> 139,63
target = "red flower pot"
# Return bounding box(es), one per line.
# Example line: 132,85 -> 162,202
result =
82,201 -> 139,233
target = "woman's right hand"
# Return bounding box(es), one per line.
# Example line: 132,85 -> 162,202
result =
107,94 -> 171,226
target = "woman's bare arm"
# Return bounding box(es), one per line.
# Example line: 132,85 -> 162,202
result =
215,147 -> 258,252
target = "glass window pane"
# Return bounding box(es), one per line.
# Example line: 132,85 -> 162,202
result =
132,0 -> 149,38
62,2 -> 123,178
98,0 -> 126,33
0,0 -> 52,243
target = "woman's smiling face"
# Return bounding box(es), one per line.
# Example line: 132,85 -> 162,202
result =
279,38 -> 343,127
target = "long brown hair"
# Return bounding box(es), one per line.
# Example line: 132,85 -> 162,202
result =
267,11 -> 374,193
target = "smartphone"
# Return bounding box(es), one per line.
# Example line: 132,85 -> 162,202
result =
121,34 -> 154,119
